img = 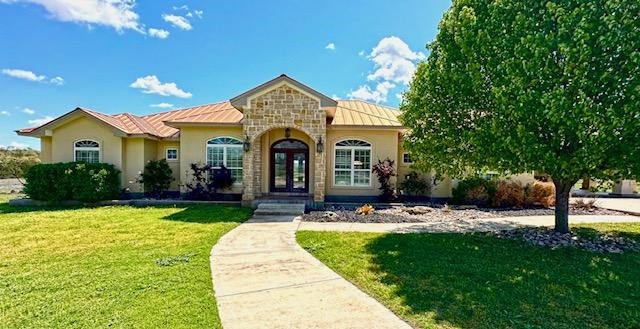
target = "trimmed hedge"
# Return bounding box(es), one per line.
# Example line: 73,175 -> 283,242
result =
24,162 -> 121,202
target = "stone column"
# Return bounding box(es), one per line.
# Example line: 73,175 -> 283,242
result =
314,150 -> 326,203
241,142 -> 255,206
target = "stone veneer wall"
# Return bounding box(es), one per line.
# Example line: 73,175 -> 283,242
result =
242,84 -> 326,203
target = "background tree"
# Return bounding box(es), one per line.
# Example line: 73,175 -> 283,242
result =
401,0 -> 639,232
0,147 -> 40,184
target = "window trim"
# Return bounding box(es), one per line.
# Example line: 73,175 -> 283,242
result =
165,148 -> 179,161
332,139 -> 373,188
73,139 -> 101,163
206,136 -> 243,185
402,152 -> 413,164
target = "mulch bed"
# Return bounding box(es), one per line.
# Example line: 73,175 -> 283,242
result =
302,204 -> 627,223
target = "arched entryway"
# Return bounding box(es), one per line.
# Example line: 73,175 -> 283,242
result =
270,139 -> 309,193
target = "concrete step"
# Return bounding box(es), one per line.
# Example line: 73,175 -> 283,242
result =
249,215 -> 300,222
254,203 -> 306,216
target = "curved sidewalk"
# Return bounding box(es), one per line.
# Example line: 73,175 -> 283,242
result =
210,217 -> 411,329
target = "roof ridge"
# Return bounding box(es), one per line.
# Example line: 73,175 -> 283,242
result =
122,113 -> 150,134
335,105 -> 401,123
141,100 -> 230,119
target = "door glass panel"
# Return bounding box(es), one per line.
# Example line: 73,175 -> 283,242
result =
292,153 -> 306,189
274,152 -> 287,189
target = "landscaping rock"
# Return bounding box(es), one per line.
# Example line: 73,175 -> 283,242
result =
490,227 -> 640,253
302,204 -> 628,223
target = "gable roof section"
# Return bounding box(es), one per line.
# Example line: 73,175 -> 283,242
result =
16,107 -> 131,137
230,74 -> 338,109
144,101 -> 242,136
330,100 -> 402,127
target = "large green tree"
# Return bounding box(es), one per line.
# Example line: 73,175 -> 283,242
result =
401,0 -> 640,232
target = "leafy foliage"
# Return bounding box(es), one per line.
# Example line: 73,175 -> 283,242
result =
24,162 -> 121,202
452,177 -> 497,206
0,147 -> 40,182
184,163 -> 235,200
138,159 -> 174,199
371,158 -> 397,202
401,0 -> 640,231
399,172 -> 431,196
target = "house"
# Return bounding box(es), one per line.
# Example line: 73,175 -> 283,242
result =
16,74 -> 458,207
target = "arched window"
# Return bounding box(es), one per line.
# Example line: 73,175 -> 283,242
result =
206,137 -> 243,182
334,139 -> 372,186
74,140 -> 100,163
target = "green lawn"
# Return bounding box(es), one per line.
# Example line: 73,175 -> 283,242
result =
0,196 -> 252,328
297,223 -> 640,329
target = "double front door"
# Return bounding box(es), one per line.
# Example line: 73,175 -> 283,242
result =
270,139 -> 308,193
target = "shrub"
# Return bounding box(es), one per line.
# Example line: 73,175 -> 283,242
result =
452,177 -> 497,206
138,159 -> 174,199
527,181 -> 555,207
492,181 -> 525,208
24,162 -> 121,202
184,163 -> 235,200
399,172 -> 431,196
372,158 -> 397,202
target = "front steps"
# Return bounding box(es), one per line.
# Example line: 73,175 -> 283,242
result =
250,202 -> 306,222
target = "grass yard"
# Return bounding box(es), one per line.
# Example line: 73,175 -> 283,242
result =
297,223 -> 640,329
0,196 -> 252,328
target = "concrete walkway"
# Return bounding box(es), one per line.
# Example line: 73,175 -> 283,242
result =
298,214 -> 640,233
579,197 -> 640,215
210,217 -> 411,329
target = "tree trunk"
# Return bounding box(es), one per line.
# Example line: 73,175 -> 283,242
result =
581,177 -> 590,190
553,179 -> 574,233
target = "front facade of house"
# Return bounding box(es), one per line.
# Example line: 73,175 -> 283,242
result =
18,75 -> 457,206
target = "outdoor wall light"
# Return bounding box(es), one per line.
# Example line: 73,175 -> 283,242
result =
316,136 -> 324,153
243,135 -> 251,152
284,127 -> 291,139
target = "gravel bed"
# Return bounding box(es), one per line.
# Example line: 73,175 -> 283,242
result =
490,227 -> 640,253
303,204 -> 627,223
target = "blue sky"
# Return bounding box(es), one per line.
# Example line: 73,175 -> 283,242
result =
0,0 -> 451,149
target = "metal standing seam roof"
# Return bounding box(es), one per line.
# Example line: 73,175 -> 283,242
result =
17,99 -> 402,138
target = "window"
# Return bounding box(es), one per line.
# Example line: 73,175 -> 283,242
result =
403,153 -> 413,163
206,137 -> 243,182
74,140 -> 100,163
166,148 -> 178,161
334,139 -> 372,186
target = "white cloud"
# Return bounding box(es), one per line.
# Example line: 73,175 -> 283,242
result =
49,76 -> 64,85
22,108 -> 35,115
173,4 -> 188,10
28,115 -> 54,127
347,36 -> 424,104
2,68 -> 46,82
2,68 -> 65,85
162,14 -> 191,30
325,43 -> 336,50
0,110 -> 10,116
2,0 -> 144,33
0,141 -> 30,149
330,94 -> 339,100
366,36 -> 425,85
358,50 -> 365,56
348,81 -> 396,103
130,75 -> 192,98
148,28 -> 169,39
395,93 -> 404,102
193,10 -> 203,18
150,102 -> 173,108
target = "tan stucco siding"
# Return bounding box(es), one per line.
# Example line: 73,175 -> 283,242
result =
396,137 -> 453,198
179,126 -> 244,193
122,138 -> 144,192
49,116 -> 124,185
40,137 -> 52,163
325,128 -> 400,197
157,141 -> 180,191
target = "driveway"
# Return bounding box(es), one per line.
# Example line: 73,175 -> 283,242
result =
580,197 -> 640,215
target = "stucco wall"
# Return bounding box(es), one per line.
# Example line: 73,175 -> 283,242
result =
325,128 -> 400,197
40,137 -> 52,163
178,126 -> 243,193
49,116 -> 124,185
396,137 -> 453,198
157,141 -> 180,191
